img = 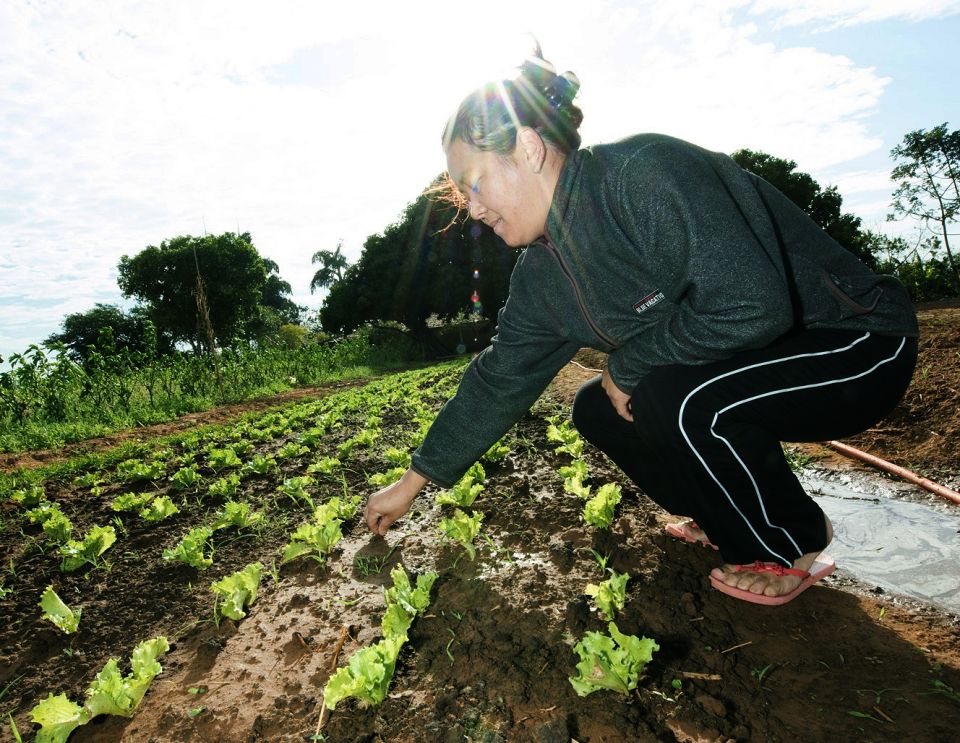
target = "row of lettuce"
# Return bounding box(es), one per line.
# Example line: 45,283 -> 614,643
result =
3,358 -> 660,741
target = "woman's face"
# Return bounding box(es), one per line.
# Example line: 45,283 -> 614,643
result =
445,137 -> 549,247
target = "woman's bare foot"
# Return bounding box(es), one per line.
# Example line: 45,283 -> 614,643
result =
710,515 -> 834,599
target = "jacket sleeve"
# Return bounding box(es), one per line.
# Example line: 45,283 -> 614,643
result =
605,142 -> 795,393
411,258 -> 580,487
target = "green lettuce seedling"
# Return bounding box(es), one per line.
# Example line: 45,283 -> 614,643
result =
278,476 -> 316,509
212,562 -> 264,621
206,448 -> 242,471
212,500 -> 262,530
585,570 -> 630,620
30,693 -> 85,743
436,463 -> 486,507
312,495 -> 361,524
140,496 -> 180,522
162,526 -> 215,570
558,459 -> 589,482
115,459 -> 165,483
368,467 -> 406,488
438,509 -> 484,560
10,484 -> 45,507
276,441 -> 309,460
169,466 -> 201,491
582,483 -> 623,529
281,519 -> 343,564
383,566 -> 438,617
563,476 -> 592,501
207,473 -> 241,499
111,492 -> 152,513
245,453 -> 279,476
83,636 -> 170,718
384,447 -> 411,468
39,585 -> 81,634
323,635 -> 404,710
482,438 -> 511,463
59,525 -> 117,572
306,455 -> 340,475
569,622 -> 659,697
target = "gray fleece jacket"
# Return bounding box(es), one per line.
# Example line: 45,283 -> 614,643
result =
411,134 -> 918,487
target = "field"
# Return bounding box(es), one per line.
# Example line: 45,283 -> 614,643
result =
2,305 -> 959,743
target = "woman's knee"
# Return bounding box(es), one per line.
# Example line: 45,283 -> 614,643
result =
571,375 -> 612,440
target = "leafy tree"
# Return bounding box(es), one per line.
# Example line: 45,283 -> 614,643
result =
310,240 -> 350,293
731,149 -> 876,269
117,233 -> 292,352
867,231 -> 958,302
320,179 -> 517,350
44,304 -> 173,364
889,123 -> 960,292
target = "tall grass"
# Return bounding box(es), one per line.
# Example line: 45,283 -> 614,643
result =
0,331 -> 421,453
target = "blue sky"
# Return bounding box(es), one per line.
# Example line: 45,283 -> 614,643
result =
1,0 -> 958,365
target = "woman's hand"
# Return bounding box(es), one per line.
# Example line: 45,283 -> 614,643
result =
364,469 -> 427,536
602,367 -> 634,422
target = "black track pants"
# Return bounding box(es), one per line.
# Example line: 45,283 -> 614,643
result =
571,330 -> 917,566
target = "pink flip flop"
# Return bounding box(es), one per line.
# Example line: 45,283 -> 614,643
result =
665,520 -> 718,551
709,555 -> 837,606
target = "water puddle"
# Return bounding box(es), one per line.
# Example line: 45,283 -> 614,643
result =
802,466 -> 960,614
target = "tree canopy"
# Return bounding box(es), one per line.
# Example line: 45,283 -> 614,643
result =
311,241 -> 349,294
889,122 -> 960,292
44,304 -> 174,364
320,182 -> 517,345
117,232 -> 298,353
731,149 -> 876,269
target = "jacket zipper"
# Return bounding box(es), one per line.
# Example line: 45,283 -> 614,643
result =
540,239 -> 619,348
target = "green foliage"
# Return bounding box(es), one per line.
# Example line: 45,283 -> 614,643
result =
482,438 -> 511,463
212,500 -> 262,530
368,467 -> 406,488
244,453 -> 279,476
44,303 -> 172,365
583,483 -> 623,529
889,123 -> 960,292
569,622 -> 659,697
547,418 -> 584,458
306,455 -> 341,475
438,508 -> 484,560
276,441 -> 309,460
585,570 -> 630,620
312,495 -> 362,524
30,693 -> 85,743
383,566 -> 438,618
115,458 -> 165,483
310,241 -> 350,294
207,448 -> 242,471
558,459 -> 589,482
211,562 -> 264,621
436,462 -> 485,507
323,635 -> 404,710
111,492 -> 152,513
384,447 -> 411,468
280,519 -> 343,565
207,473 -> 241,499
59,525 -> 117,572
139,495 -> 180,522
169,465 -> 202,491
162,526 -> 215,570
10,484 -> 45,507
39,585 -> 81,634
83,636 -> 170,719
278,476 -> 316,509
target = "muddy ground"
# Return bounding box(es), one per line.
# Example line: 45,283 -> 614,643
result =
2,303 -> 959,742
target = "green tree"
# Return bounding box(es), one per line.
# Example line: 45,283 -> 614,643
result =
117,232 -> 279,353
44,304 -> 173,364
310,240 -> 350,294
320,179 -> 517,350
731,149 -> 876,269
889,123 -> 960,292
867,231 -> 958,302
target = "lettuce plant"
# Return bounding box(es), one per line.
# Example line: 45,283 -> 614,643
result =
383,566 -> 437,618
278,476 -> 315,509
306,455 -> 340,475
39,585 -> 81,634
213,500 -> 262,530
169,466 -> 201,492
111,492 -> 152,513
482,438 -> 511,463
59,525 -> 117,572
384,447 -> 411,468
569,622 -> 658,697
281,519 -> 343,564
38,508 -> 74,545
116,459 -> 165,483
436,463 -> 485,507
323,635 -> 403,710
585,570 -> 630,620
30,693 -> 84,743
583,483 -> 623,529
438,509 -> 484,560
211,562 -> 263,621
207,473 -> 241,499
206,448 -> 242,471
276,441 -> 309,460
368,467 -> 406,488
312,495 -> 361,524
139,496 -> 179,522
244,454 -> 279,476
162,526 -> 215,570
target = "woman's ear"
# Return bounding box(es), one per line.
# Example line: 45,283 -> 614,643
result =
516,127 -> 547,174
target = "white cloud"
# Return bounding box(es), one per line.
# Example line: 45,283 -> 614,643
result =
749,0 -> 960,29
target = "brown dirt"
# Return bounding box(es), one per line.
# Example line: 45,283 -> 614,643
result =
1,306 -> 959,743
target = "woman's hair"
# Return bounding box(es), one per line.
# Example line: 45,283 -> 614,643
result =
443,44 -> 583,156
436,43 -> 583,210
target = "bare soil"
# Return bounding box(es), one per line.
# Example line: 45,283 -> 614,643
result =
2,304 -> 958,743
